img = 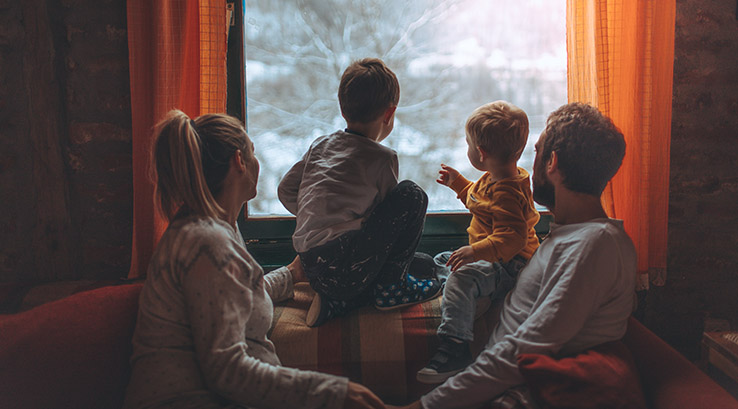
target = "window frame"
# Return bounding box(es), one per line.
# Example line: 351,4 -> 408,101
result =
237,210 -> 552,270
230,2 -> 553,268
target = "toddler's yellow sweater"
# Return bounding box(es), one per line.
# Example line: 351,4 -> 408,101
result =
449,167 -> 540,263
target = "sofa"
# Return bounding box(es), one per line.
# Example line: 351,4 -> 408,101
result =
1,281 -> 737,409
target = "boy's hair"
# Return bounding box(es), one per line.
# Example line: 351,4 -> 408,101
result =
338,58 -> 400,123
151,109 -> 250,221
540,102 -> 626,196
465,101 -> 529,163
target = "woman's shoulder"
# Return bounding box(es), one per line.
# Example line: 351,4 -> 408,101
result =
169,215 -> 234,241
159,216 -> 243,259
153,215 -> 257,274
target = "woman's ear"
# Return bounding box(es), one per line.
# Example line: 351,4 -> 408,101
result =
233,149 -> 247,173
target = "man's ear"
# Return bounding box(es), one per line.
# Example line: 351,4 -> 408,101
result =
547,151 -> 559,175
383,106 -> 397,124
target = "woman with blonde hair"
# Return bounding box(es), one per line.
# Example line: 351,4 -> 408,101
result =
124,110 -> 384,409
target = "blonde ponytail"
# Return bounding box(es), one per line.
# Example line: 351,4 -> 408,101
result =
151,110 -> 246,222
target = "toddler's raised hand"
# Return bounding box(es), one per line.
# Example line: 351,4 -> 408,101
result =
436,164 -> 460,187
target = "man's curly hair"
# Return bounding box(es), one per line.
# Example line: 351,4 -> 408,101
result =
540,103 -> 626,196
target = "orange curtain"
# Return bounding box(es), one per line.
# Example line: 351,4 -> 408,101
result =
566,1 -> 675,290
127,0 -> 228,278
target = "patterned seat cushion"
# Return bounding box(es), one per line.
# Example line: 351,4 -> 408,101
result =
269,282 -> 502,404
0,278 -> 477,402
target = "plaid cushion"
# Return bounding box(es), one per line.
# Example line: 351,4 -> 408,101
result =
270,283 -> 508,405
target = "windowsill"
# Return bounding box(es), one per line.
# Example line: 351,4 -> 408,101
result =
238,210 -> 553,269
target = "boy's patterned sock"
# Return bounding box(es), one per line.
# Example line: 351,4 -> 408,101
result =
374,273 -> 442,311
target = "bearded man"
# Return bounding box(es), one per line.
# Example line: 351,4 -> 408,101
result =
392,102 -> 637,409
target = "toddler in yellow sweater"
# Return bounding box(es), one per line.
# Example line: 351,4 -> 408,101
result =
417,100 -> 540,384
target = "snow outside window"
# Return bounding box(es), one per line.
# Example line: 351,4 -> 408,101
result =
244,0 -> 565,215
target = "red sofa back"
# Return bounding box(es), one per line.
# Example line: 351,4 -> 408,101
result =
624,317 -> 738,409
2,283 -> 737,409
0,283 -> 143,409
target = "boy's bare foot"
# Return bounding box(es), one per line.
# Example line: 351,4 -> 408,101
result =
287,255 -> 307,283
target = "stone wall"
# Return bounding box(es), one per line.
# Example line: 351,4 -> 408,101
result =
644,0 -> 738,360
0,0 -> 131,281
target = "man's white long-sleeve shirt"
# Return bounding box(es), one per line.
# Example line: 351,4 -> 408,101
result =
422,218 -> 637,409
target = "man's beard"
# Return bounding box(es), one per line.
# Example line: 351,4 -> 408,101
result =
533,177 -> 555,211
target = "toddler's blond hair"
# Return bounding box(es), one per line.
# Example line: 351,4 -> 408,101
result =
465,101 -> 529,163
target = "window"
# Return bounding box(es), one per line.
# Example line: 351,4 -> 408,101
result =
244,0 -> 566,215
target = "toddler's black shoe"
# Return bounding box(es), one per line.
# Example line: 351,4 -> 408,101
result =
416,336 -> 473,384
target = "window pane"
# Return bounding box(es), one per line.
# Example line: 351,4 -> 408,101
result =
245,0 -> 565,215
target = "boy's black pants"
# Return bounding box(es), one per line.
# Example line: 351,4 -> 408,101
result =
299,180 -> 428,307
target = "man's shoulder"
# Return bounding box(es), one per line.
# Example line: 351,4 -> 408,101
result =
532,219 -> 636,288
547,219 -> 635,255
580,219 -> 629,241
553,218 -> 624,235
